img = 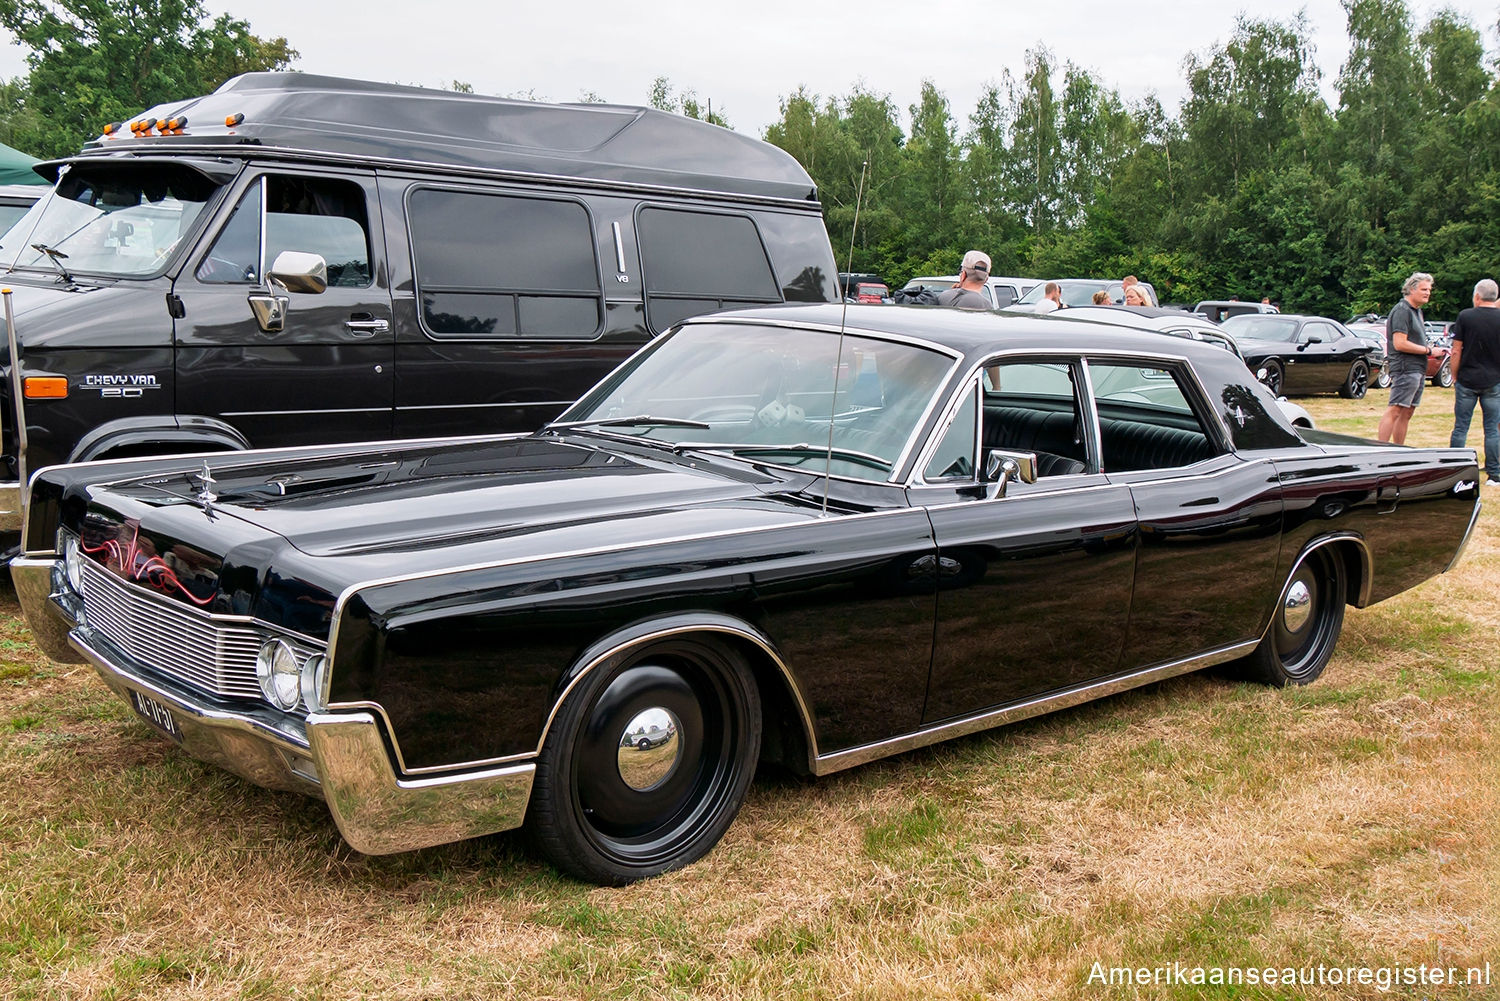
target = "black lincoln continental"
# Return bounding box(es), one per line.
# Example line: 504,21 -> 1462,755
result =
12,304 -> 1481,884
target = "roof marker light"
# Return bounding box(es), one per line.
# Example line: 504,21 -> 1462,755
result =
102,122 -> 122,136
225,113 -> 244,127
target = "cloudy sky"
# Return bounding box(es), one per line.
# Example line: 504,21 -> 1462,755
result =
1,0 -> 1495,134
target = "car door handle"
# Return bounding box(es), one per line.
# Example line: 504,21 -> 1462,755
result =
345,318 -> 389,336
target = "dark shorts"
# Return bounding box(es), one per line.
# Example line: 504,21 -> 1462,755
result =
1389,367 -> 1426,408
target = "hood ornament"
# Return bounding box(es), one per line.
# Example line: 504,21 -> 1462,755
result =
194,460 -> 217,515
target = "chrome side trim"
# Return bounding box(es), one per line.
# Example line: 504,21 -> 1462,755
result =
811,640 -> 1256,776
398,401 -> 571,412
307,712 -> 534,854
10,556 -> 85,663
217,407 -> 392,417
1446,496 -> 1482,574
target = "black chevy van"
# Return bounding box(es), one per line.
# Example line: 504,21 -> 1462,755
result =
0,73 -> 837,536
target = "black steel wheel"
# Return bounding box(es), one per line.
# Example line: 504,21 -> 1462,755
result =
1339,360 -> 1369,399
1231,546 -> 1347,687
1259,359 -> 1284,396
1434,357 -> 1454,388
527,637 -> 761,885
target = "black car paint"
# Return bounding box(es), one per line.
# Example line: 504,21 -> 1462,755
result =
25,308 -> 1480,784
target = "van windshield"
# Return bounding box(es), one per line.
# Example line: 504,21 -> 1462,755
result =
0,164 -> 223,279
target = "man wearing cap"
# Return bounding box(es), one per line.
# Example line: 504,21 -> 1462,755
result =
936,251 -> 992,310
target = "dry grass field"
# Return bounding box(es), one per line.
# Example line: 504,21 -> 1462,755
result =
1,393 -> 1495,1000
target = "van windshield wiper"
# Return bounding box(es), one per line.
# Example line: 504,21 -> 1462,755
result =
547,414 -> 711,432
28,243 -> 73,283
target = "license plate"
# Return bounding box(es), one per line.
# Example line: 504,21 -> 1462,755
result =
130,690 -> 183,744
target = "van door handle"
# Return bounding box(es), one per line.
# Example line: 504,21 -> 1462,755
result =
345,317 -> 389,336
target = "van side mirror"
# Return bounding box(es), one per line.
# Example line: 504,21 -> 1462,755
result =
247,252 -> 328,333
267,251 -> 328,294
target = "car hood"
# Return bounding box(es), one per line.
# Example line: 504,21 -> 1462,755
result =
66,435 -> 827,634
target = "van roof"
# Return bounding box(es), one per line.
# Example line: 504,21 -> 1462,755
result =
60,73 -> 820,205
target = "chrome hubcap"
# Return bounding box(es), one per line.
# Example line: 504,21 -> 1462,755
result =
1282,580 -> 1312,633
617,707 -> 683,791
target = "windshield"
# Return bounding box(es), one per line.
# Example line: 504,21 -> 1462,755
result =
1017,280 -> 1116,306
558,322 -> 958,481
1221,315 -> 1300,342
0,164 -> 224,278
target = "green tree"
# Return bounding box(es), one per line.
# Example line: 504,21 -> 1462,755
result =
0,0 -> 296,157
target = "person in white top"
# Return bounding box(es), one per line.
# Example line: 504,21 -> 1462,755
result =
1034,282 -> 1062,313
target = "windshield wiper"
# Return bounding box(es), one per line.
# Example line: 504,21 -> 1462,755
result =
547,414 -> 711,432
28,243 -> 73,283
675,441 -> 893,472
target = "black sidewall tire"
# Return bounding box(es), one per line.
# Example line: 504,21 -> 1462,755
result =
1228,547 -> 1347,687
527,637 -> 761,885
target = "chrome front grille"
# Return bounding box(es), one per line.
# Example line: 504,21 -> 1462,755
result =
79,559 -> 323,700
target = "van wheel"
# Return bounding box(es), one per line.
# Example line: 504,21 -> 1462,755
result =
1230,547 -> 1346,687
527,637 -> 760,885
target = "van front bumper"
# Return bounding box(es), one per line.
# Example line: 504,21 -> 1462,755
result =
15,555 -> 535,855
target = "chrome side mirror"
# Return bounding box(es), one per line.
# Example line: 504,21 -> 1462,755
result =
982,449 -> 1038,496
248,252 -> 328,333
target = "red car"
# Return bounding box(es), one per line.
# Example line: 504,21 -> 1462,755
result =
853,282 -> 889,303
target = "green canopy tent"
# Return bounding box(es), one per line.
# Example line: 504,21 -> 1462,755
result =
0,142 -> 44,185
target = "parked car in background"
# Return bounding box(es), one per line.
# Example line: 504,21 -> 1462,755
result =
17,303 -> 1479,884
849,282 -> 890,304
1220,314 -> 1382,398
1062,304 -> 1316,428
902,274 -> 1037,308
0,182 -> 42,236
1014,279 -> 1158,309
1195,300 -> 1278,323
1347,316 -> 1452,389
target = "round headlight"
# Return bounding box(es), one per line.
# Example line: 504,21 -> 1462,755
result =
299,653 -> 328,713
255,639 -> 301,710
62,534 -> 85,594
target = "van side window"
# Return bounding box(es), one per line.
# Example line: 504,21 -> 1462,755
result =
409,189 -> 602,339
637,207 -> 780,332
196,175 -> 372,287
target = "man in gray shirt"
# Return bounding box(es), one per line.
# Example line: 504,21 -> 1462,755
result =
936,251 -> 992,310
1377,272 -> 1436,444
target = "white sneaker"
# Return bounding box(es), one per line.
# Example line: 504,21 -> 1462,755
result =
1486,479 -> 1500,488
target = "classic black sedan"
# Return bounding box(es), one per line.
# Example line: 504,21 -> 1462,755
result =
12,305 -> 1481,884
1220,313 -> 1382,398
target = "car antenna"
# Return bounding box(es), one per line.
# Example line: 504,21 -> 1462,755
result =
823,157 -> 869,517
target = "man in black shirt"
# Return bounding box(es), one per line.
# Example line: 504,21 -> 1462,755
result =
1448,278 -> 1500,486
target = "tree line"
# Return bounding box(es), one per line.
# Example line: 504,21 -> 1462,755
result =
0,0 -> 1493,317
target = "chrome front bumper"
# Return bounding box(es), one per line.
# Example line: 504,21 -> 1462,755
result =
13,557 -> 536,855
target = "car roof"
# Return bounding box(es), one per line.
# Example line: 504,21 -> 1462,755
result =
699,302 -> 1236,363
57,72 -> 819,204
